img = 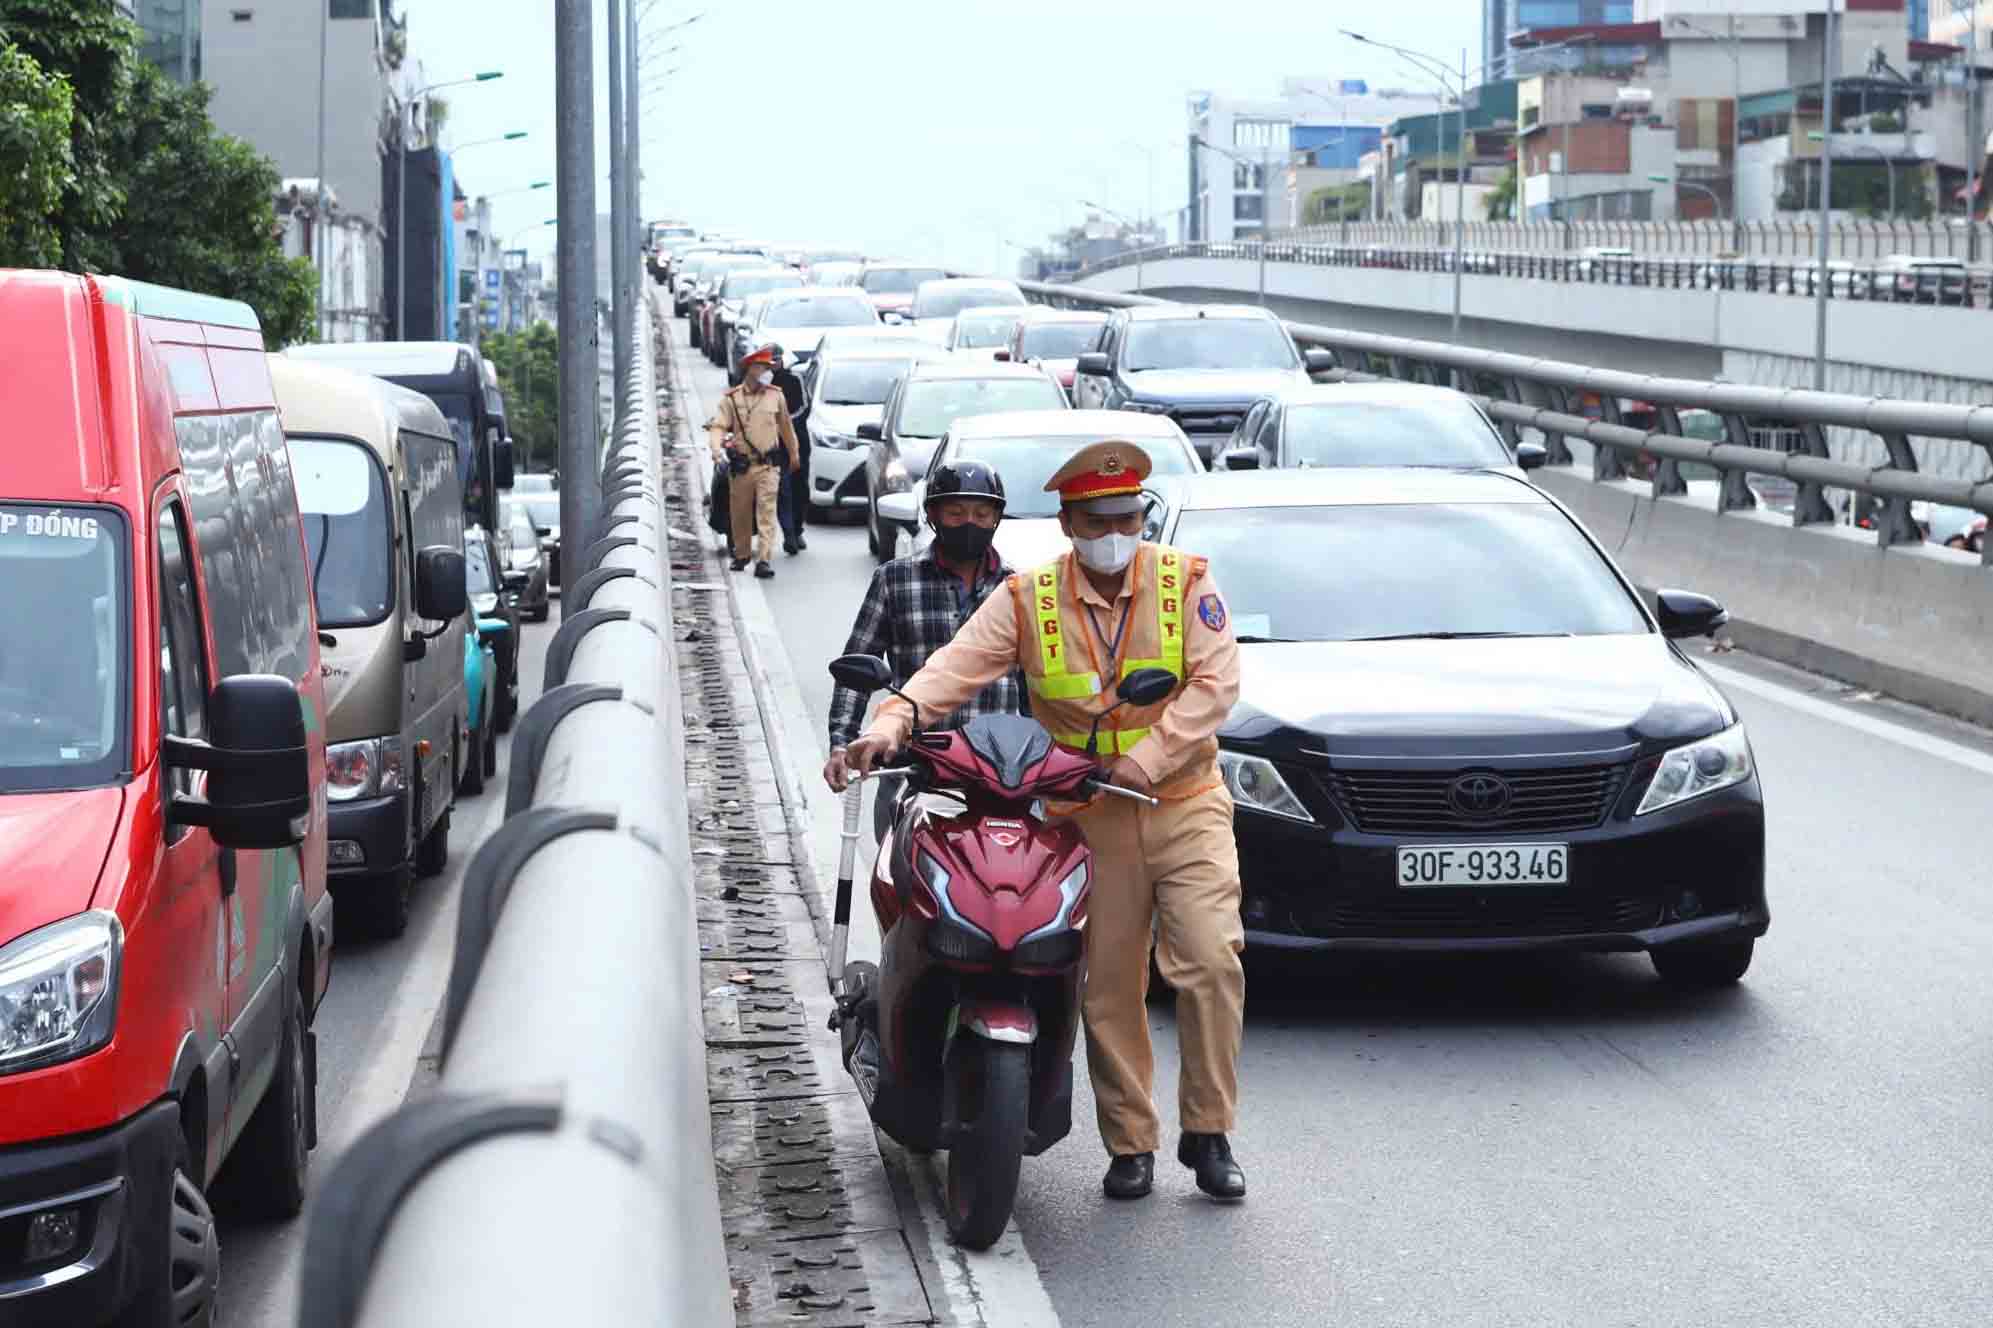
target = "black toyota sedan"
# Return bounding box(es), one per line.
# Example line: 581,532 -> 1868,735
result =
1164,468 -> 1768,987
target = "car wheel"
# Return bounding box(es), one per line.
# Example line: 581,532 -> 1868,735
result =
497,683 -> 518,734
218,990 -> 310,1220
868,493 -> 890,564
459,725 -> 484,797
1650,937 -> 1754,988
340,864 -> 413,940
689,320 -> 702,350
483,719 -> 499,778
415,805 -> 450,877
112,1128 -> 218,1328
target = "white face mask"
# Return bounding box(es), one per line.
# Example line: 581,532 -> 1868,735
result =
754,369 -> 775,387
1072,531 -> 1137,574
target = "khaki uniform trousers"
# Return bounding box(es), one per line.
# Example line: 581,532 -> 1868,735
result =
1066,781 -> 1244,1157
729,461 -> 782,563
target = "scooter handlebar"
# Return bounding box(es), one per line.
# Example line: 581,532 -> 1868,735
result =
1084,778 -> 1160,808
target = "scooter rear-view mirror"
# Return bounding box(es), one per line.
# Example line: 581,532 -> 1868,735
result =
829,653 -> 924,731
1117,667 -> 1177,708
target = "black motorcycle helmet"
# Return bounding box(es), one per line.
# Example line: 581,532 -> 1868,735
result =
923,460 -> 1007,526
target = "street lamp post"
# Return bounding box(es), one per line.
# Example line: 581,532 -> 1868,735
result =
1648,173 -> 1729,221
1814,0 -> 1838,392
397,71 -> 503,340
1191,138 -> 1273,304
1084,198 -> 1143,290
1673,15 -> 1743,245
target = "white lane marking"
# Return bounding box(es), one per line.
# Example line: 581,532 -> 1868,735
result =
1704,661 -> 1993,779
670,326 -> 1062,1325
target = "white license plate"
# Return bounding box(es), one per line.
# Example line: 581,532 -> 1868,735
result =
1397,844 -> 1568,888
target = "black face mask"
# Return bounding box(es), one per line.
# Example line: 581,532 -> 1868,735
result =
932,521 -> 996,564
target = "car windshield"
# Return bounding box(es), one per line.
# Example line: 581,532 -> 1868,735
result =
941,435 -> 1197,519
506,507 -> 538,550
290,437 -> 394,628
464,536 -> 497,594
952,312 -> 1024,348
821,359 -> 917,406
1019,322 -> 1104,359
723,272 -> 802,300
897,377 -> 1067,439
862,267 -> 946,295
514,495 -> 560,531
1281,398 -> 1512,468
763,295 -> 877,328
0,503 -> 126,791
1170,503 -> 1648,642
915,286 -> 1025,320
1123,318 -> 1296,372
812,262 -> 862,285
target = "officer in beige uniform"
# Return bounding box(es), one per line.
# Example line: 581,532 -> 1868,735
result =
707,343 -> 799,578
839,440 -> 1248,1202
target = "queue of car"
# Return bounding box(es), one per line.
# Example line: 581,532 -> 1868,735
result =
659,225 -> 1767,996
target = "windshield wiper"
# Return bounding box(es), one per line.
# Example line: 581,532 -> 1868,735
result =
1234,634 -> 1299,644
1351,631 -> 1572,642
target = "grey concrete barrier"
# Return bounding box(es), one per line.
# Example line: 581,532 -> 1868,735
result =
299,286 -> 731,1327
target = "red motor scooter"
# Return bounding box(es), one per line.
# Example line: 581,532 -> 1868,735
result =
825,654 -> 1174,1248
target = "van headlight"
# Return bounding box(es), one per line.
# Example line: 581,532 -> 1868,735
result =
1218,750 -> 1313,823
326,737 -> 405,803
0,912 -> 122,1074
1636,724 -> 1753,816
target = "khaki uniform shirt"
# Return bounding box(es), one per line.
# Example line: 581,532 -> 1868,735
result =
706,383 -> 799,469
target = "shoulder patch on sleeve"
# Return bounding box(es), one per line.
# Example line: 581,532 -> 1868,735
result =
1197,593 -> 1226,632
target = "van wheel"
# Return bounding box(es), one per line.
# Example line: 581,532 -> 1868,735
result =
113,1130 -> 217,1328
219,994 -> 310,1219
415,807 -> 451,877
341,865 -> 412,940
459,727 -> 485,797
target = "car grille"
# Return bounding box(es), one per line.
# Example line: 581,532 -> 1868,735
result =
1322,762 -> 1626,834
1170,407 -> 1249,434
1297,892 -> 1662,938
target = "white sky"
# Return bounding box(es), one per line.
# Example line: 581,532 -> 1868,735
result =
411,0 -> 1479,272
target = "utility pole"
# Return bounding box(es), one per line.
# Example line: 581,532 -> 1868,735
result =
1451,46 -> 1467,354
315,0 -> 329,341
1968,1 -> 1981,258
606,0 -> 630,395
556,0 -> 600,569
1813,0 -> 1837,392
625,0 -> 640,333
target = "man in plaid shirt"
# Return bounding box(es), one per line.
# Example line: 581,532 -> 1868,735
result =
824,461 -> 1026,841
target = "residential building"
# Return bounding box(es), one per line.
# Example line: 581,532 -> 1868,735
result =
1485,0 -> 1639,75
1376,80 -> 1522,222
135,0 -> 200,82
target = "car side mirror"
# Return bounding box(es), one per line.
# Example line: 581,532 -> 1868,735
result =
1655,588 -> 1729,639
993,349 -> 1011,361
1221,447 -> 1261,471
1515,441 -> 1548,471
164,675 -> 310,850
829,653 -> 893,691
476,617 -> 511,643
1302,348 -> 1336,374
876,491 -> 919,525
1075,352 -> 1111,377
856,422 -> 884,442
1116,667 -> 1177,707
495,438 -> 516,489
414,546 -> 468,622
534,525 -> 553,538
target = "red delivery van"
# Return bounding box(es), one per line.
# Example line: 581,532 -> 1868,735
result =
0,272 -> 330,1328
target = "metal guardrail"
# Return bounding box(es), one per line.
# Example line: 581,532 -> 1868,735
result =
1267,217 -> 1993,262
1016,277 -> 1993,560
298,287 -> 732,1327
1070,241 -> 1993,306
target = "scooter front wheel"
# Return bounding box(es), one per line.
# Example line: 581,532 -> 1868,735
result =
943,1039 -> 1030,1249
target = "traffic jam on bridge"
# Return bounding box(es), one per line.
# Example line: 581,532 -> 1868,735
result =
4,2 -> 1993,1327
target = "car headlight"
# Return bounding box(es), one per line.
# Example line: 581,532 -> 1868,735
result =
1218,750 -> 1313,822
326,737 -> 404,803
881,459 -> 910,493
1635,723 -> 1753,816
472,591 -> 500,616
813,427 -> 855,451
0,911 -> 122,1074
1119,400 -> 1175,415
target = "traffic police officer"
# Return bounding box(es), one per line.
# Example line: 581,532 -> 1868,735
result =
707,343 -> 799,578
838,440 -> 1248,1202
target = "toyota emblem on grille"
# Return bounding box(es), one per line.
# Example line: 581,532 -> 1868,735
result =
1447,772 -> 1511,818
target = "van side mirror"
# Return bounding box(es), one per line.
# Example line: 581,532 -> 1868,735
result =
1075,352 -> 1111,377
1116,667 -> 1177,707
414,546 -> 468,622
1221,447 -> 1261,471
1515,441 -> 1548,471
496,438 -> 516,489
1655,588 -> 1729,639
165,675 -> 311,850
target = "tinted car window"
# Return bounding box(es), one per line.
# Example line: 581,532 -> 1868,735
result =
940,435 -> 1196,519
1281,399 -> 1513,468
1171,503 -> 1648,642
861,267 -> 947,295
914,285 -> 1026,320
896,377 -> 1067,439
464,534 -> 497,594
821,359 -> 918,405
1123,318 -> 1296,372
721,272 -> 803,300
953,311 -> 1025,348
1018,321 -> 1105,358
763,295 -> 878,327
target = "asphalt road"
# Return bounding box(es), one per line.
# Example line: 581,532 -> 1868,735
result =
213,611 -> 555,1327
675,321 -> 1993,1327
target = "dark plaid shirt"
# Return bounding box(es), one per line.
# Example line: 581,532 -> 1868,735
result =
828,547 -> 1026,749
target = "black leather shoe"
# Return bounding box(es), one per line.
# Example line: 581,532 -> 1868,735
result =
794,531 -> 808,551
1177,1133 -> 1246,1200
1102,1153 -> 1154,1200
754,560 -> 775,579
782,537 -> 800,556
729,557 -> 749,572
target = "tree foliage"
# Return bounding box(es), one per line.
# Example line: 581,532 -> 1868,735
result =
483,322 -> 560,475
0,39 -> 74,266
0,0 -> 315,344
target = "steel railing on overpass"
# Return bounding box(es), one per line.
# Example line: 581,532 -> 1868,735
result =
1267,217 -> 1993,262
1016,278 -> 1993,558
1069,241 -> 1993,308
297,287 -> 732,1328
